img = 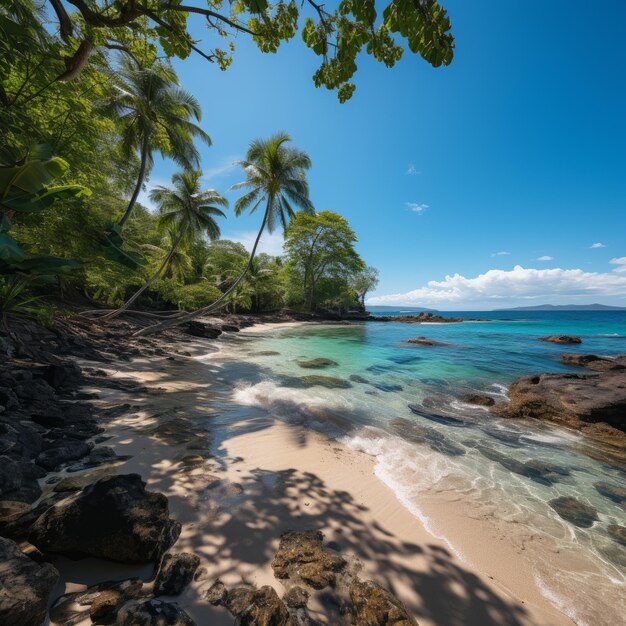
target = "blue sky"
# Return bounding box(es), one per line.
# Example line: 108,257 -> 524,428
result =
144,0 -> 626,309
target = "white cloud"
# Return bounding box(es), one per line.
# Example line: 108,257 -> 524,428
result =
590,242 -> 607,249
203,155 -> 241,182
610,257 -> 626,273
407,164 -> 420,175
406,202 -> 429,214
367,265 -> 626,308
536,255 -> 554,261
491,251 -> 510,257
227,230 -> 285,257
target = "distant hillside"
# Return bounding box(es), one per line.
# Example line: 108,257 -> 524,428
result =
497,304 -> 626,311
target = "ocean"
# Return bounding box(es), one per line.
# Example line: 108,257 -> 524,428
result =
214,311 -> 626,625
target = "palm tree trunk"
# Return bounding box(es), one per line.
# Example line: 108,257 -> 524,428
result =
119,135 -> 149,228
104,231 -> 184,320
133,199 -> 272,337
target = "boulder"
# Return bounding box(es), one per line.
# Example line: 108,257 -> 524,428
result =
0,536 -> 59,626
272,530 -> 346,589
462,393 -> 495,407
549,496 -> 598,528
154,552 -> 200,596
43,360 -> 83,391
184,322 -> 222,340
406,336 -> 447,346
29,474 -> 180,563
0,455 -> 44,503
202,579 -> 227,605
349,580 -> 417,625
283,586 -> 309,609
49,578 -> 143,625
117,599 -> 195,626
594,481 -> 626,505
221,324 -> 240,332
494,371 -> 626,430
36,440 -> 93,470
539,335 -> 581,344
297,358 -> 338,369
225,586 -> 290,625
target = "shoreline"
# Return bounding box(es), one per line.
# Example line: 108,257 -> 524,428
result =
47,321 -> 573,626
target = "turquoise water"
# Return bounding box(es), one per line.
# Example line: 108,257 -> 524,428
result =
219,312 -> 626,626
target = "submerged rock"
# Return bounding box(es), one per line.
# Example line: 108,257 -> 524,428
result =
349,374 -> 369,384
462,393 -> 495,407
297,358 -> 338,369
539,335 -> 582,344
594,481 -> 626,505
29,473 -> 180,563
408,404 -> 468,427
549,496 -> 599,528
407,336 -> 448,346
608,524 -> 626,546
225,586 -> 289,625
349,580 -> 417,626
289,376 -> 352,390
257,351 -> 281,356
272,530 -> 347,589
49,578 -> 143,625
154,552 -> 200,596
373,383 -> 403,392
117,599 -> 195,626
0,536 -> 58,626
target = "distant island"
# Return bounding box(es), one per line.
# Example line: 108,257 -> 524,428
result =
497,303 -> 626,311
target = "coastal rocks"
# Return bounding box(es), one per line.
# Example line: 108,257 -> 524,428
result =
390,418 -> 465,457
297,358 -> 338,369
0,536 -> 59,626
202,579 -> 227,605
117,599 -> 195,626
462,393 -> 495,407
221,324 -> 240,332
561,353 -> 626,371
183,321 -> 222,340
349,580 -> 417,626
374,383 -> 403,392
29,474 -> 180,563
548,496 -> 599,528
49,578 -> 144,625
408,404 -> 468,427
406,336 -> 448,347
476,446 -> 567,485
539,335 -> 582,344
283,586 -> 309,609
594,481 -> 626,505
35,440 -> 93,471
0,455 -> 44,503
371,312 -> 474,324
272,530 -> 347,589
349,374 -> 369,384
494,371 -> 626,430
224,586 -> 290,625
154,552 -> 200,596
608,524 -> 626,546
289,375 -> 352,390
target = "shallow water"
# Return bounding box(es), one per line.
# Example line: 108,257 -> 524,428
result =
216,311 -> 626,626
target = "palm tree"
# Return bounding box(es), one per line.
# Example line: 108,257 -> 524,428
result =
135,132 -> 313,336
111,61 -> 211,228
106,170 -> 227,318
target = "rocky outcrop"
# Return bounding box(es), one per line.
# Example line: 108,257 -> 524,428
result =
349,580 -> 418,626
370,312 -> 477,323
225,586 -> 290,625
0,536 -> 59,626
406,336 -> 448,346
154,552 -> 200,596
117,599 -> 195,625
549,496 -> 598,528
272,530 -> 347,589
539,335 -> 581,344
561,353 -> 626,371
183,321 -> 222,339
29,474 -> 180,563
297,358 -> 338,369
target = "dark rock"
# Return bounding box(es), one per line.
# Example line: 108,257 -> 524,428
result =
462,393 -> 495,407
272,530 -> 346,589
561,353 -> 626,371
348,374 -> 369,384
283,586 -> 309,609
477,446 -> 566,485
371,312 -> 476,324
36,440 -> 93,470
288,376 -> 352,390
387,354 -> 423,364
257,351 -> 280,356
184,322 -> 222,340
408,404 -> 468,427
43,360 -> 82,391
29,473 -> 180,563
594,481 -> 626,505
406,336 -> 448,346
117,599 -> 195,625
0,456 -> 44,503
65,446 -> 128,472
608,524 -> 626,546
349,580 -> 417,626
221,324 -> 240,332
202,579 -> 227,605
0,536 -> 59,626
539,335 -> 581,344
297,358 -> 338,369
549,496 -> 599,528
49,578 -> 143,626
154,552 -> 200,596
225,586 -> 290,625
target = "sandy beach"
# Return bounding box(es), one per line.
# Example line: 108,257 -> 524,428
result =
43,326 -> 577,626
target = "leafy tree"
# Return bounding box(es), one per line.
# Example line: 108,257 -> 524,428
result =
136,132 -> 313,335
107,170 -> 227,318
110,61 -> 211,228
351,265 -> 379,309
283,210 -> 364,311
39,0 -> 454,102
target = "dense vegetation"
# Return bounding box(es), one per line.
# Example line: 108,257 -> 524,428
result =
0,0 -> 451,327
